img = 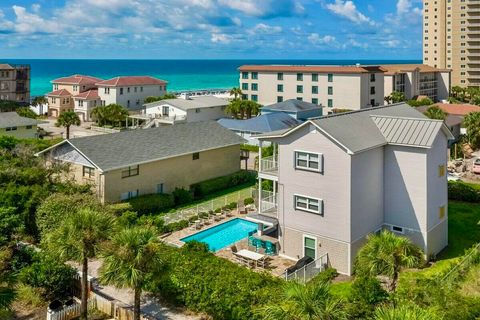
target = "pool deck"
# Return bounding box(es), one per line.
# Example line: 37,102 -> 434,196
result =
161,212 -> 296,277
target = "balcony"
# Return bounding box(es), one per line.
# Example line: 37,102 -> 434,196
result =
259,190 -> 278,218
260,155 -> 278,177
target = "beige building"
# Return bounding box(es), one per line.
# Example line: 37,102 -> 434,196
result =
36,121 -> 245,203
0,64 -> 30,103
239,64 -> 451,111
254,103 -> 453,275
423,0 -> 480,87
0,112 -> 42,139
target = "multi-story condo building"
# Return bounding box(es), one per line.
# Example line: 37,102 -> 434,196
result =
254,103 -> 453,275
47,75 -> 168,120
238,64 -> 450,110
423,0 -> 480,87
0,63 -> 30,103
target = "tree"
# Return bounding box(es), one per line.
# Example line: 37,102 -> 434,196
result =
45,208 -> 114,320
355,230 -> 424,292
424,106 -> 447,120
373,302 -> 442,320
104,104 -> 129,127
55,111 -> 80,139
16,107 -> 37,119
244,100 -> 261,119
32,96 -> 48,106
91,105 -> 107,126
464,112 -> 480,148
258,280 -> 347,320
225,99 -> 242,119
229,87 -> 243,100
385,91 -> 406,105
225,99 -> 260,119
99,227 -> 163,320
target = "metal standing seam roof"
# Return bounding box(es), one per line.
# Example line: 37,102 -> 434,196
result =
39,121 -> 245,172
217,112 -> 301,133
0,112 -> 43,128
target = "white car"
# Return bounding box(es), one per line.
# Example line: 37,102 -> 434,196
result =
447,173 -> 461,181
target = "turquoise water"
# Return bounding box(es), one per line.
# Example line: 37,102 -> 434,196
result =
1,59 -> 421,97
181,218 -> 259,252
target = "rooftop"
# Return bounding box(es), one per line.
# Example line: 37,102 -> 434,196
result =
74,89 -> 100,100
145,96 -> 228,111
218,112 -> 301,133
51,74 -> 103,85
262,99 -> 322,112
39,121 -> 245,172
0,112 -> 43,129
0,64 -> 14,70
238,65 -> 385,74
381,64 -> 451,75
96,76 -> 167,87
47,89 -> 72,97
417,103 -> 480,116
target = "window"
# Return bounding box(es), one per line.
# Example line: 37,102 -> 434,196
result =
312,73 -> 318,81
391,225 -> 404,234
242,94 -> 248,100
82,166 -> 95,178
251,94 -> 258,101
277,84 -> 283,92
78,100 -> 83,107
304,236 -> 316,260
277,73 -> 283,80
251,83 -> 258,91
73,85 -> 78,91
127,87 -> 130,93
6,126 -> 17,131
157,183 -> 164,194
439,206 -> 446,219
140,86 -> 143,92
241,83 -> 248,90
193,152 -> 200,160
104,87 -> 110,94
328,86 -> 333,95
120,88 -> 124,95
327,74 -> 333,82
370,86 -> 376,94
121,165 -> 139,178
242,72 -> 249,79
195,108 -> 201,113
251,72 -> 258,79
312,86 -> 318,94
295,195 -> 323,215
296,85 -> 303,93
295,151 -> 322,172
120,190 -> 139,200
297,73 -> 303,81
370,99 -> 376,106
134,87 -> 137,92
328,99 -> 333,108
438,165 -> 445,177
297,97 -> 303,101
312,98 -> 318,105
277,96 -> 283,102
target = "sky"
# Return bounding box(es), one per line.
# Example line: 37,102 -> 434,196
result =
0,0 -> 423,60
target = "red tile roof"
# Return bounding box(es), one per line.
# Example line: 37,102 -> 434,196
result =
74,89 -> 100,100
47,89 -> 72,97
238,65 -> 386,74
95,76 -> 167,87
51,74 -> 103,85
433,103 -> 480,116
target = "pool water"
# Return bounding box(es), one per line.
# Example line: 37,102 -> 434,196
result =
181,218 -> 259,252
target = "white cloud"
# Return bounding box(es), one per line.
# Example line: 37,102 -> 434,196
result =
325,0 -> 375,26
12,6 -> 61,34
211,33 -> 233,43
381,39 -> 401,48
218,0 -> 304,18
308,33 -> 336,45
248,23 -> 282,35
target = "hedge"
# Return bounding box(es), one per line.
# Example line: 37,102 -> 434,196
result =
191,171 -> 256,198
150,244 -> 282,319
448,181 -> 480,202
127,193 -> 175,215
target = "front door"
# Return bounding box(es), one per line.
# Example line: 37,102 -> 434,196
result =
304,236 -> 316,260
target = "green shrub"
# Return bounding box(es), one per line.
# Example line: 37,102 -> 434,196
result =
108,202 -> 133,215
243,197 -> 254,205
190,171 -> 256,198
448,181 -> 480,202
15,284 -> 45,307
227,202 -> 237,210
346,276 -> 388,319
310,268 -> 338,285
117,211 -> 138,227
164,220 -> 189,233
182,240 -> 209,253
172,188 -> 193,205
407,98 -> 434,107
128,193 -> 174,215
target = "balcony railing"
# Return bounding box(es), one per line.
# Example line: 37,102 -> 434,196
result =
283,254 -> 329,283
260,156 -> 278,175
260,190 -> 277,217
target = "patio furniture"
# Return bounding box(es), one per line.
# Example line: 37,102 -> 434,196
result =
214,212 -> 224,221
238,204 -> 246,215
235,249 -> 267,269
224,209 -> 233,217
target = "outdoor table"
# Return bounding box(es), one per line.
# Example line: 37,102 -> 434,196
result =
235,249 -> 266,268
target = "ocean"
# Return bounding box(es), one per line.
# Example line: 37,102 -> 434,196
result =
3,59 -> 422,97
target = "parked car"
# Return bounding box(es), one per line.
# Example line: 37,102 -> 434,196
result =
473,159 -> 480,174
447,173 -> 461,181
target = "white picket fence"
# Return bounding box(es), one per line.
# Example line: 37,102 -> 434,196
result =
46,298 -> 95,320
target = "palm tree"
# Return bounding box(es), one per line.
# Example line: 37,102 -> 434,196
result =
104,104 -> 129,127
99,227 -> 163,320
225,99 -> 242,119
244,100 -> 261,119
424,106 -> 447,120
55,110 -> 80,139
373,302 -> 442,320
91,105 -> 107,126
229,87 -> 243,100
258,280 -> 347,320
355,230 -> 424,292
32,95 -> 48,107
464,111 -> 480,147
45,208 -> 114,320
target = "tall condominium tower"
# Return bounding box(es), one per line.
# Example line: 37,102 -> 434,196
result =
423,0 -> 480,87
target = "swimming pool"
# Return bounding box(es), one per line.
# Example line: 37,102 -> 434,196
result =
181,218 -> 259,252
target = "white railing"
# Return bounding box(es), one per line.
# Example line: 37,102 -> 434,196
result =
260,190 -> 277,214
283,254 -> 329,283
46,299 -> 95,320
89,125 -> 121,133
260,156 -> 278,173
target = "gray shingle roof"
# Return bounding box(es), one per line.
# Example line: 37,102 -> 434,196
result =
217,112 -> 301,133
50,121 -> 245,171
144,96 -> 228,111
256,103 -> 454,154
0,112 -> 42,129
262,99 -> 321,112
